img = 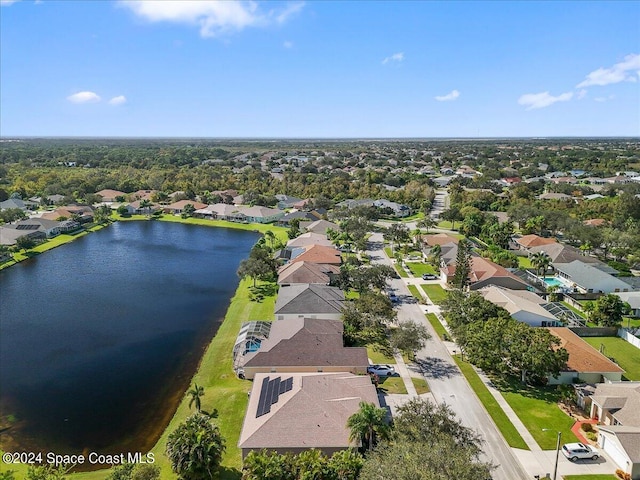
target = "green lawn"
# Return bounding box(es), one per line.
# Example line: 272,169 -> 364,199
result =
395,264 -> 409,278
624,317 -> 640,329
562,475 -> 618,480
453,357 -> 529,450
366,345 -> 396,364
383,247 -> 393,258
518,256 -> 533,269
436,220 -> 455,229
495,377 -> 578,450
426,313 -> 448,340
421,284 -> 448,304
407,284 -> 424,301
377,375 -> 407,394
412,377 -> 430,394
406,262 -> 437,276
583,337 -> 640,380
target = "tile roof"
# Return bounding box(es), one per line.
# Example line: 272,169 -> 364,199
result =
238,372 -> 379,451
422,233 -> 460,246
515,234 -> 558,249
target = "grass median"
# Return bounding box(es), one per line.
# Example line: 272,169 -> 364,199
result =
426,313 -> 448,340
453,356 -> 529,450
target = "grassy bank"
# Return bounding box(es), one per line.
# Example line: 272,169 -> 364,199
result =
453,357 -> 529,450
426,313 -> 448,340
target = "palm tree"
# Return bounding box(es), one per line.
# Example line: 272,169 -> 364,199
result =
417,217 -> 436,233
347,401 -> 390,451
263,230 -> 275,249
188,383 -> 205,412
530,251 -> 552,279
139,198 -> 153,216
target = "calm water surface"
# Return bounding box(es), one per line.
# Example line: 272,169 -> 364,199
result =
0,221 -> 258,455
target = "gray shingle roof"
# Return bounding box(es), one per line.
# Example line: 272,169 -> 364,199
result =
274,284 -> 344,315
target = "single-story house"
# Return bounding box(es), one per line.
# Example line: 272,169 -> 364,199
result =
164,200 -> 207,214
421,233 -> 460,248
238,372 -> 379,458
274,284 -> 344,321
286,232 -> 333,248
547,328 -> 625,385
278,211 -> 320,226
0,198 -> 37,211
40,205 -> 94,223
237,318 -> 368,379
555,260 -> 633,293
95,189 -> 127,202
241,206 -> 285,224
305,220 -> 339,235
290,245 -> 342,266
527,243 -> 617,274
584,218 -> 607,227
277,261 -> 340,286
373,199 -> 411,217
586,382 -> 640,479
275,195 -> 303,210
128,190 -> 157,201
0,225 -> 45,246
335,199 -> 375,209
538,192 -> 573,201
479,286 -> 561,327
614,292 -> 640,317
443,256 -> 529,291
514,234 -> 557,250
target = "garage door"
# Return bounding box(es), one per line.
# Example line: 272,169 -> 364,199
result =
601,434 -> 629,471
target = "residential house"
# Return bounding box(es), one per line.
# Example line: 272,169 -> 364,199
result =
479,286 -> 561,327
277,261 -> 340,286
546,328 -> 624,384
95,189 -> 127,202
614,292 -> 640,317
238,372 -> 379,458
241,206 -> 285,224
584,218 -> 607,227
335,199 -> 375,209
274,284 -> 344,321
421,233 -> 460,248
278,211 -> 319,226
443,256 -> 530,291
527,243 -> 617,274
290,245 -> 342,266
237,318 -> 368,379
538,192 -> 573,201
0,198 -> 37,211
128,190 -> 157,201
513,234 -> 557,251
286,233 -> 333,249
305,219 -> 339,235
40,205 -> 94,223
275,195 -> 303,209
164,200 -> 207,214
584,382 -> 640,479
373,199 -> 412,217
0,218 -> 70,245
555,260 -> 633,293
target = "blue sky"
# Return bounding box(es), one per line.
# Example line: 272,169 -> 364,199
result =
1,0 -> 639,137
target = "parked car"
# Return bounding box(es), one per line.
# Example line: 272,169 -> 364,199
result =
561,443 -> 599,462
422,273 -> 438,280
367,364 -> 396,376
388,292 -> 399,303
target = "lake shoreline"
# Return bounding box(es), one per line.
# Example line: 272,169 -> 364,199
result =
0,216 -> 285,479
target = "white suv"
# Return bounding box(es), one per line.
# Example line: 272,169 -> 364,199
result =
561,443 -> 599,461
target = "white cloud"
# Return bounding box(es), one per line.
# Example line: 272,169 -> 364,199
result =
109,95 -> 127,106
283,40 -> 293,49
518,91 -> 573,110
576,89 -> 587,100
0,0 -> 21,6
67,91 -> 101,104
382,52 -> 404,65
119,1 -> 304,38
576,53 -> 640,88
594,95 -> 615,103
434,90 -> 460,102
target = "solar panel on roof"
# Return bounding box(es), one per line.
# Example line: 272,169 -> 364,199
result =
270,377 -> 281,405
16,224 -> 38,230
255,376 -> 270,418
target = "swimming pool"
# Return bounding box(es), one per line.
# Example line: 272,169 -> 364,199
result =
544,277 -> 565,287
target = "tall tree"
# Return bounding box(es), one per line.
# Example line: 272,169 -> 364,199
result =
451,239 -> 472,289
529,251 -> 552,278
347,401 -> 390,451
591,294 -> 631,327
166,413 -> 226,480
390,321 -> 431,358
15,235 -> 36,252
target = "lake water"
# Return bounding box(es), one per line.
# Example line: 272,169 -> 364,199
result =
0,221 -> 259,456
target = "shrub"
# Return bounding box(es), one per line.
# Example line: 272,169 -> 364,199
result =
581,423 -> 594,432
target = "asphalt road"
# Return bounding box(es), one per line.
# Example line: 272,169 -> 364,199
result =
367,232 -> 529,480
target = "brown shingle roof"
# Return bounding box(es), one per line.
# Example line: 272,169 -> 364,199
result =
165,200 -> 207,210
290,245 -> 342,265
547,328 -> 625,374
422,233 -> 460,247
238,372 -> 379,451
242,318 -> 368,369
277,261 -> 340,285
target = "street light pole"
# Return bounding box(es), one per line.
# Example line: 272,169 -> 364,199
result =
543,429 -> 562,480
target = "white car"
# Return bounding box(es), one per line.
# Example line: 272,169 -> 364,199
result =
561,443 -> 599,461
367,364 -> 396,376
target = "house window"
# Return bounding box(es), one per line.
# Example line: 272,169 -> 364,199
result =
270,368 -> 277,373
317,368 -> 323,372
